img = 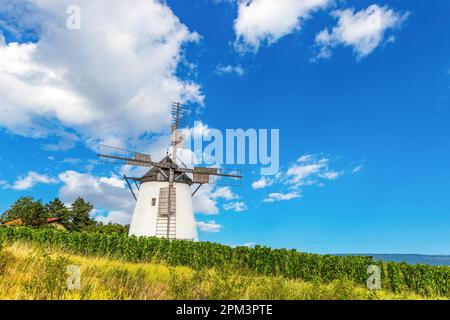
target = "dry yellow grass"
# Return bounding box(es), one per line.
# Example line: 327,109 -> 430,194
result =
0,242 -> 436,300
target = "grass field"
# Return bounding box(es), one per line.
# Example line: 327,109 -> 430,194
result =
0,241 -> 438,300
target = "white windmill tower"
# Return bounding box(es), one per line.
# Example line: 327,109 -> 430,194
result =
97,102 -> 242,241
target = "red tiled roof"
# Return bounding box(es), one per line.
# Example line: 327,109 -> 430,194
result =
2,217 -> 61,225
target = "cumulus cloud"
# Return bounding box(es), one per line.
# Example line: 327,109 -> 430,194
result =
58,170 -> 134,224
297,154 -> 314,162
192,185 -> 239,215
12,171 -> 58,190
212,187 -> 239,200
315,4 -> 409,59
234,0 -> 331,52
286,157 -> 329,186
192,185 -> 220,215
263,191 -> 301,203
319,170 -> 342,180
62,158 -> 82,165
251,176 -> 273,189
0,0 -> 203,148
197,220 -> 223,233
253,154 -> 356,203
95,210 -> 131,225
286,155 -> 353,188
223,201 -> 248,212
41,131 -> 79,151
215,64 -> 245,76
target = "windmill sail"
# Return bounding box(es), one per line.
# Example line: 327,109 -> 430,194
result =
191,167 -> 242,186
171,102 -> 189,162
98,145 -> 152,167
192,167 -> 219,184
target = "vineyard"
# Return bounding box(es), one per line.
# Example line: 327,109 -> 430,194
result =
1,227 -> 449,298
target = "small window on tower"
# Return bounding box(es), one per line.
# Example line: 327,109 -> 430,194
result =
152,198 -> 156,206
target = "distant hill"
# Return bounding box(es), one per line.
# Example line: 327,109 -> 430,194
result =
339,254 -> 450,266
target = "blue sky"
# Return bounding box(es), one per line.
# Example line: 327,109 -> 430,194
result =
0,0 -> 449,254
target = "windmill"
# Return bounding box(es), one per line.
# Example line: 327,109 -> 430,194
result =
98,102 -> 242,241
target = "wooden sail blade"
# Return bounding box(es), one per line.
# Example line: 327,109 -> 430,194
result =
97,145 -> 157,168
209,168 -> 243,186
186,167 -> 243,185
192,167 -> 218,184
180,167 -> 242,179
171,102 -> 190,161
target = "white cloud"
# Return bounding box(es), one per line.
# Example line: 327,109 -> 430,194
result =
263,191 -> 301,203
288,154 -> 361,187
12,171 -> 58,190
319,170 -> 342,180
192,185 -> 239,215
215,64 -> 245,76
315,4 -> 409,59
0,0 -> 203,148
192,184 -> 220,215
234,0 -> 331,52
58,170 -> 134,224
254,154 -> 350,203
252,176 -> 273,189
95,210 -> 131,225
197,220 -> 223,233
223,201 -> 248,212
41,131 -> 79,151
212,186 -> 239,200
297,154 -> 313,162
284,154 -> 348,188
187,121 -> 212,140
286,158 -> 328,186
62,158 -> 82,165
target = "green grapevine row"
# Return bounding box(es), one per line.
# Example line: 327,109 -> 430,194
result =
0,227 -> 448,297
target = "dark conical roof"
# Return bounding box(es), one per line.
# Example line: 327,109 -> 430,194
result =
140,155 -> 193,185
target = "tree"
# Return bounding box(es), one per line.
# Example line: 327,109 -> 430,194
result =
1,197 -> 48,226
1,197 -> 32,222
23,201 -> 48,226
69,197 -> 94,231
45,198 -> 70,226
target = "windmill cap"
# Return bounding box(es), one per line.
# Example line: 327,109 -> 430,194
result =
140,155 -> 193,185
